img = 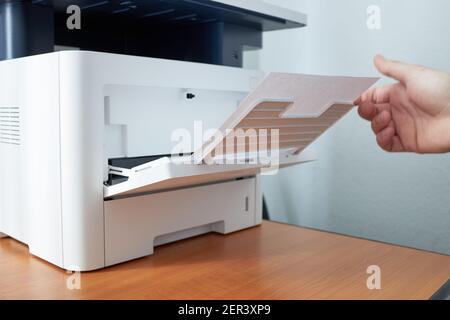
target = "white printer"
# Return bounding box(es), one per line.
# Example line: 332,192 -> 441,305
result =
0,0 -> 377,271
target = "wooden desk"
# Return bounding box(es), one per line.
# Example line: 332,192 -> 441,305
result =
1,221 -> 449,300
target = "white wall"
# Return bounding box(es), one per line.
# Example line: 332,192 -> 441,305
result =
253,0 -> 450,255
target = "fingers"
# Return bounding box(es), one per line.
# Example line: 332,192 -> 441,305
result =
371,110 -> 391,134
359,105 -> 405,153
390,136 -> 406,152
370,85 -> 395,104
377,126 -> 395,151
355,83 -> 395,120
358,101 -> 377,121
374,54 -> 412,84
377,127 -> 405,152
357,100 -> 391,122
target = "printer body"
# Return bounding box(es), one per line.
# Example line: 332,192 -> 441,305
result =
0,1 -> 376,271
0,0 -> 311,271
1,51 -> 304,271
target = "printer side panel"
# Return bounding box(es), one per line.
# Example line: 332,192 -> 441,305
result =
0,54 -> 63,267
59,52 -> 106,271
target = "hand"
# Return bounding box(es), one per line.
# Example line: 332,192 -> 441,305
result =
355,55 -> 450,153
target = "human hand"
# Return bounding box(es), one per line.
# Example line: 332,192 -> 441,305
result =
355,55 -> 450,153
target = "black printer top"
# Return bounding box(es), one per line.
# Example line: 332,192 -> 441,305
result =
35,0 -> 306,31
0,0 -> 306,66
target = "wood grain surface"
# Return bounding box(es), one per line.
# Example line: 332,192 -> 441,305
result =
0,221 -> 449,300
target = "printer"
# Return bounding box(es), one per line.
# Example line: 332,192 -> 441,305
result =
0,0 -> 377,271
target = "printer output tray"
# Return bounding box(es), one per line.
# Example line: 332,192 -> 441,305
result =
104,153 -> 313,199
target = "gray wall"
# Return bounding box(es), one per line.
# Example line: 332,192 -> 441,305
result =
250,0 -> 450,255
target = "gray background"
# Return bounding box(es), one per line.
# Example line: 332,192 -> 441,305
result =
245,0 -> 450,255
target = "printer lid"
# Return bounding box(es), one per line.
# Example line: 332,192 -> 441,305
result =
194,72 -> 379,163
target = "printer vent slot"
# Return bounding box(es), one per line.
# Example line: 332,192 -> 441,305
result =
0,106 -> 21,146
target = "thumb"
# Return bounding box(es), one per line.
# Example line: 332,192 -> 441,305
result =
374,55 -> 412,84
